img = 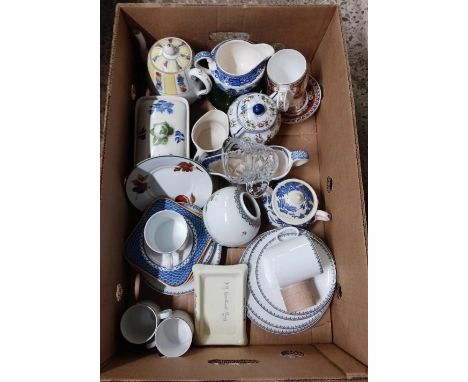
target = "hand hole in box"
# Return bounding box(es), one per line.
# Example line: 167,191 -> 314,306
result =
115,283 -> 123,302
326,176 -> 333,193
208,359 -> 259,365
280,350 -> 304,358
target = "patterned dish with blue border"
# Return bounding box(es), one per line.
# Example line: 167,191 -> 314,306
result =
125,199 -> 212,287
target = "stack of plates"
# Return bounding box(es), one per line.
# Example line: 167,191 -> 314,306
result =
240,228 -> 336,334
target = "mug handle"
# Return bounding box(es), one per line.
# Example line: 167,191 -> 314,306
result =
193,148 -> 207,163
270,85 -> 291,112
290,150 -> 309,167
315,210 -> 331,221
145,309 -> 173,349
273,226 -> 300,245
193,51 -> 215,76
189,68 -> 213,96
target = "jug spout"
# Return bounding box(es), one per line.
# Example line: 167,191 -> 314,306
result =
253,43 -> 275,63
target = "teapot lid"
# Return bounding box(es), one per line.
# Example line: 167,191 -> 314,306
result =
271,178 -> 318,225
230,93 -> 278,134
148,37 -> 192,74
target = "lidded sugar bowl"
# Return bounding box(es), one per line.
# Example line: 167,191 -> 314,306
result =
148,37 -> 212,104
227,92 -> 281,144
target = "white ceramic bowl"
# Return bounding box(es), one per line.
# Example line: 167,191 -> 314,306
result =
203,186 -> 261,247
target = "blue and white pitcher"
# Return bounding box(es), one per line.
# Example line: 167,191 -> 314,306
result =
194,40 -> 275,96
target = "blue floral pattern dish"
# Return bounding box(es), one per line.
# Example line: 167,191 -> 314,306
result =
125,198 -> 212,287
275,181 -> 314,222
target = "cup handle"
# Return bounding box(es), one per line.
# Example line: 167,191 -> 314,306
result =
193,51 -> 214,76
145,309 -> 173,349
315,210 -> 331,221
189,68 -> 213,96
290,150 -> 309,167
277,87 -> 290,112
193,148 -> 207,163
274,226 -> 300,244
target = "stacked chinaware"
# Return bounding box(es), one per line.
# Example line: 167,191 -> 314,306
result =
240,227 -> 336,334
119,35 -> 331,356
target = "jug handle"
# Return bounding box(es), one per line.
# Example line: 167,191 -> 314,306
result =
193,51 -> 215,76
189,68 -> 213,96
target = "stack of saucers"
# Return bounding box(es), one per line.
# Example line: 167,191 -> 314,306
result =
125,198 -> 221,295
240,227 -> 336,334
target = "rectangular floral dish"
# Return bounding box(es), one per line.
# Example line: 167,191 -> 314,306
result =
134,95 -> 190,164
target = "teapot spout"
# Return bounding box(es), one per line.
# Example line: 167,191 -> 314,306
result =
253,43 -> 275,63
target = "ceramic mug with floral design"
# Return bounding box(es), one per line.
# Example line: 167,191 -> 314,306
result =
267,49 -> 309,114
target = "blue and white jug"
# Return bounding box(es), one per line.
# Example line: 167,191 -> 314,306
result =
194,40 -> 275,96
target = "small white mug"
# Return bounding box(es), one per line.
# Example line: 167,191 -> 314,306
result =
191,110 -> 229,162
154,309 -> 194,357
262,227 -> 323,288
144,210 -> 192,269
120,301 -> 172,346
267,49 -> 308,113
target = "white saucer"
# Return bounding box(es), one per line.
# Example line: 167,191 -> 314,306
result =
255,230 -> 336,318
143,241 -> 222,295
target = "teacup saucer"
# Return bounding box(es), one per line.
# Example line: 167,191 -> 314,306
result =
125,199 -> 212,287
282,75 -> 321,125
145,228 -> 193,270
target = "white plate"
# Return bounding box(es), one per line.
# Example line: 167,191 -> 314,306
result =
142,241 -> 222,295
126,156 -> 213,211
240,228 -> 335,333
255,229 -> 336,319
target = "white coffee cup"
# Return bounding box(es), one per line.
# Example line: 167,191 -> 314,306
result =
262,227 -> 323,288
154,309 -> 194,357
191,110 -> 229,162
144,210 -> 192,269
120,301 -> 172,346
267,49 -> 308,113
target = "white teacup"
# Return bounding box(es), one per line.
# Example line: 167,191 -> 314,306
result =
191,110 -> 229,162
262,227 -> 323,289
154,309 -> 194,357
120,301 -> 172,346
267,49 -> 309,114
144,210 -> 192,269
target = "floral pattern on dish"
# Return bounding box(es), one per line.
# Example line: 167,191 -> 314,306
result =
131,174 -> 149,194
149,100 -> 174,115
150,122 -> 174,145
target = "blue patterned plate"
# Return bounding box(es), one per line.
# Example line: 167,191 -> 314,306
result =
125,199 -> 212,287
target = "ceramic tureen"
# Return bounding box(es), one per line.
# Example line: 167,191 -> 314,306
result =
228,93 -> 281,144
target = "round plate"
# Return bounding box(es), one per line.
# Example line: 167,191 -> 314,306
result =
282,76 -> 321,125
255,230 -> 336,319
126,156 -> 213,211
240,228 -> 335,333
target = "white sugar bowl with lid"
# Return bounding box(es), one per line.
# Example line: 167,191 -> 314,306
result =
203,186 -> 261,247
148,37 -> 212,104
228,92 -> 281,144
262,178 -> 331,228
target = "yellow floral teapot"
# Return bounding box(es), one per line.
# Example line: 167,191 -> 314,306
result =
148,37 -> 212,104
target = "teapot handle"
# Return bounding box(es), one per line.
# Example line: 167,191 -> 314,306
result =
189,68 -> 213,96
193,51 -> 215,76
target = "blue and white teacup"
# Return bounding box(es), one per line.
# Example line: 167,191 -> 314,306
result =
262,178 -> 330,228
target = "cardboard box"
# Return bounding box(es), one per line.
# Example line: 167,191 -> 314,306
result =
101,4 -> 368,380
